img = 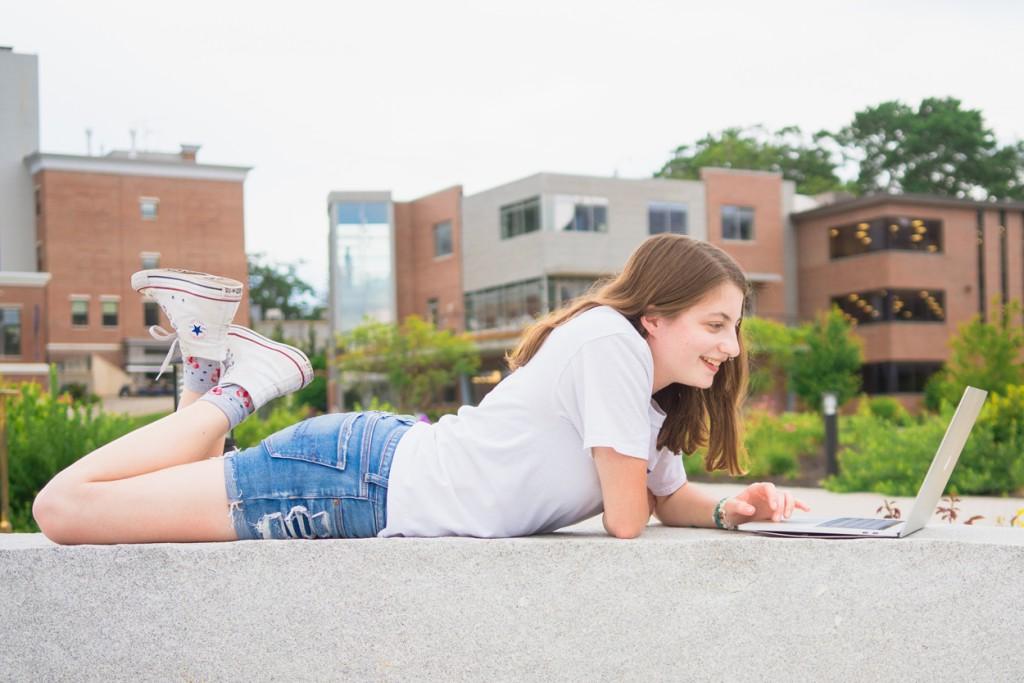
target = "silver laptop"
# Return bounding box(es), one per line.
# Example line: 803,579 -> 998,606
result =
738,386 -> 987,538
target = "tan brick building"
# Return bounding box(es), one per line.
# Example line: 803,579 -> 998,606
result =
793,195 -> 1024,402
24,148 -> 250,395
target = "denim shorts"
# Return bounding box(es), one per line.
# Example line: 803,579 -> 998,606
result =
223,411 -> 415,540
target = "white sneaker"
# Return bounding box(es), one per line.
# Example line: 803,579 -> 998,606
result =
219,325 -> 314,411
131,268 -> 243,375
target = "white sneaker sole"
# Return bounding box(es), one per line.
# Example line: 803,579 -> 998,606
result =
131,269 -> 243,302
227,326 -> 315,388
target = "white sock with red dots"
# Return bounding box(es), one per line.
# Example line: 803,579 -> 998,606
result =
183,356 -> 221,394
200,383 -> 255,429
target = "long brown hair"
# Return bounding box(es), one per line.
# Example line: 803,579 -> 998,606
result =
507,234 -> 750,475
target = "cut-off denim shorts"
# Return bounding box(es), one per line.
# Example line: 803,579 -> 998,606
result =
223,411 -> 416,540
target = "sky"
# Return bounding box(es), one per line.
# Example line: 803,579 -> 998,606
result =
5,0 -> 1023,299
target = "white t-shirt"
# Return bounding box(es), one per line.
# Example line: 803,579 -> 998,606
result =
378,305 -> 687,538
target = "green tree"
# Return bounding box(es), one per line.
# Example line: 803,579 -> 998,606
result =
336,315 -> 480,413
741,316 -> 799,397
655,125 -> 846,195
788,308 -> 863,412
831,97 -> 1024,199
924,299 -> 1024,409
247,253 -> 322,320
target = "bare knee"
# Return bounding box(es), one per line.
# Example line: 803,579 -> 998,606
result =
33,477 -> 87,545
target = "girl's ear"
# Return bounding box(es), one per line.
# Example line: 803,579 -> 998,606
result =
640,314 -> 660,338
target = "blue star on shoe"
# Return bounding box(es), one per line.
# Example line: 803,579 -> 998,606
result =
191,323 -> 205,336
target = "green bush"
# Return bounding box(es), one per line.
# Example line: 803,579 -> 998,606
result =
7,383 -> 168,532
855,394 -> 912,426
827,385 -> 1024,496
683,410 -> 822,480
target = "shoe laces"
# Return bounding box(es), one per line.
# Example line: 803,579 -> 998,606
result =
148,325 -> 178,380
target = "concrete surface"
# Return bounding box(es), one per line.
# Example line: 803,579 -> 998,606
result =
2,520 -> 1023,681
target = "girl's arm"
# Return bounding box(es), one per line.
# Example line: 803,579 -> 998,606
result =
652,481 -> 719,528
654,481 -> 809,528
592,446 -> 650,538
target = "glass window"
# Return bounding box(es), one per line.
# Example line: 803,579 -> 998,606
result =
102,300 -> 119,327
433,221 -> 453,257
144,301 -> 160,327
0,307 -> 21,356
832,288 -> 946,326
140,197 -> 159,221
648,202 -> 688,235
500,197 -> 541,239
547,276 -> 599,311
862,362 -> 942,394
829,216 -> 943,259
333,201 -> 394,333
722,205 -> 754,240
426,298 -> 439,327
71,299 -> 88,326
464,279 -> 544,331
140,252 -> 160,269
554,196 -> 609,233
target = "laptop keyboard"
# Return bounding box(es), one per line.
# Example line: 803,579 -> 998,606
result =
817,517 -> 903,530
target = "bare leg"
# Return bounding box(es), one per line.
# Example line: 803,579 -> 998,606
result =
34,401 -> 237,544
178,387 -> 226,458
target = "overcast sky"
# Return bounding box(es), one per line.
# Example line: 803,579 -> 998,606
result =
5,0 -> 1023,297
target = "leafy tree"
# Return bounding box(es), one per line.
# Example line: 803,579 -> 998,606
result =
655,125 -> 847,195
831,97 -> 1024,200
336,315 -> 480,413
247,253 -> 322,320
788,308 -> 863,412
924,299 -> 1024,409
741,316 -> 799,397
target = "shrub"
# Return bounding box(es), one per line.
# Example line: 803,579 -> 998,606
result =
854,394 -> 912,426
683,410 -> 822,480
827,386 -> 1024,496
6,383 -> 168,532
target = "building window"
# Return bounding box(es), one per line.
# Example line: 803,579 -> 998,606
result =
433,221 -> 453,257
0,307 -> 21,356
553,196 -> 609,233
333,200 -> 395,333
832,288 -> 946,325
140,252 -> 160,269
722,205 -> 754,240
648,202 -> 688,235
71,299 -> 89,327
144,301 -> 160,327
426,298 -> 439,327
140,197 -> 159,221
500,197 -> 541,239
34,186 -> 41,216
862,362 -> 943,394
101,300 -> 119,327
547,276 -> 599,311
829,216 -> 943,259
465,278 -> 545,331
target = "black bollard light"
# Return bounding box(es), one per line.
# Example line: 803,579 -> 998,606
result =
823,391 -> 838,477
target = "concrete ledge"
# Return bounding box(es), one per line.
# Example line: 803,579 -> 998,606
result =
2,521 -> 1023,681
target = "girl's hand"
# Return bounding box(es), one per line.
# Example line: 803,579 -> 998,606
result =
724,482 -> 811,526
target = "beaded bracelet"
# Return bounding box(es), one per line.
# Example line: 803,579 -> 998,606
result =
712,497 -> 737,530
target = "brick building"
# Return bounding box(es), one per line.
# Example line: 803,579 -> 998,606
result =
25,149 -> 250,394
328,172 -> 1024,410
327,169 -> 796,408
1,48 -> 251,396
793,194 -> 1024,399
